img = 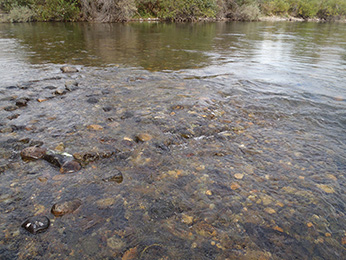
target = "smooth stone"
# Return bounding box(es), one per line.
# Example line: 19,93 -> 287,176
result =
7,114 -> 20,120
102,106 -> 113,112
15,98 -> 29,107
4,105 -> 18,112
60,66 -> 78,73
54,89 -> 66,95
51,199 -> 82,217
60,160 -> 82,173
21,146 -> 47,160
86,97 -> 99,104
102,170 -> 123,183
21,216 -> 50,234
43,151 -> 67,168
136,133 -> 153,142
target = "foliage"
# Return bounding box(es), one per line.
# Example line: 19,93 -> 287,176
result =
80,0 -> 136,22
34,0 -> 80,21
6,5 -> 35,22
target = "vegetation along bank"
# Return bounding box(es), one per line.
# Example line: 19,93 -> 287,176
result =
0,0 -> 346,23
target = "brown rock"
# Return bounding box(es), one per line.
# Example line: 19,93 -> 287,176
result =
21,146 -> 47,160
87,124 -> 103,131
60,66 -> 79,73
136,133 -> 153,142
60,160 -> 82,173
122,247 -> 138,260
51,199 -> 82,217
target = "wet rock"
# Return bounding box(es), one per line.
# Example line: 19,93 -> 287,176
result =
87,124 -> 103,130
73,150 -> 116,166
7,114 -> 20,120
43,151 -> 67,168
60,66 -> 78,73
4,105 -> 18,112
60,160 -> 81,173
87,97 -> 99,104
44,85 -> 57,90
107,236 -> 125,251
65,80 -> 78,91
121,111 -> 134,119
102,170 -> 123,183
21,216 -> 50,234
15,98 -> 30,107
102,106 -> 113,112
51,198 -> 82,217
21,146 -> 47,160
136,133 -> 153,142
54,89 -> 66,95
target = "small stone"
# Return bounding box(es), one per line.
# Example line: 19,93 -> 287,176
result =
122,247 -> 138,260
60,160 -> 81,174
107,236 -> 125,251
264,207 -> 276,214
205,190 -> 212,196
307,222 -> 314,228
55,143 -> 65,152
4,105 -> 18,111
136,133 -> 153,142
234,173 -> 244,180
60,66 -> 79,73
273,226 -> 283,232
21,216 -> 50,234
54,89 -> 66,95
325,233 -> 331,237
316,184 -> 335,194
16,98 -> 29,107
230,183 -> 240,190
37,98 -> 48,102
86,97 -> 99,104
96,198 -> 115,208
181,214 -> 194,225
102,106 -> 113,112
43,151 -> 66,168
65,80 -> 78,91
7,114 -> 20,120
51,199 -> 82,217
102,170 -> 123,183
87,124 -> 103,131
342,237 -> 346,245
21,146 -> 47,160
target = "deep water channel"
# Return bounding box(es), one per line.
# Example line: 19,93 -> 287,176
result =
0,21 -> 345,259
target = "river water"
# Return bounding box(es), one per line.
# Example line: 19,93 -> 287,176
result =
0,21 -> 345,259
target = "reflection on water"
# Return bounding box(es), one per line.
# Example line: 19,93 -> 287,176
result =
0,21 -> 345,259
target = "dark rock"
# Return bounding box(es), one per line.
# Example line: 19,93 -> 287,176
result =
87,97 -> 99,104
29,140 -> 44,147
43,151 -> 68,168
7,114 -> 20,120
21,146 -> 47,160
102,170 -> 123,183
4,105 -> 18,112
6,86 -> 17,89
60,160 -> 81,173
11,125 -> 26,131
21,216 -> 50,234
60,66 -> 79,73
121,111 -> 134,119
15,98 -> 29,107
51,199 -> 82,217
102,106 -> 113,112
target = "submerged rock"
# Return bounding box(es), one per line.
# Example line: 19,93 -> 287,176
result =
51,199 -> 82,217
60,66 -> 79,73
43,151 -> 67,168
15,98 -> 30,107
102,170 -> 123,183
21,146 -> 47,160
21,216 -> 50,234
60,160 -> 82,173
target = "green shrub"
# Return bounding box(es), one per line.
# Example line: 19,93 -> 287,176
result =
261,0 -> 290,15
6,4 -> 35,22
34,0 -> 80,21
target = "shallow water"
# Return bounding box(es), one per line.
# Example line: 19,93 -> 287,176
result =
0,21 -> 345,259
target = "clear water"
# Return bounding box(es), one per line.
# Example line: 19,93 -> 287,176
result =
0,21 -> 345,259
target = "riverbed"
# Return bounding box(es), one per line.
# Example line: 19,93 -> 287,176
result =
0,21 -> 345,259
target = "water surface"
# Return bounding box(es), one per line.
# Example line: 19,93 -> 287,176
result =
0,21 -> 345,259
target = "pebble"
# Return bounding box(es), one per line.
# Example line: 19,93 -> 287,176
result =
136,133 -> 153,142
230,183 -> 240,190
234,173 -> 244,180
21,146 -> 47,160
21,216 -> 50,234
60,66 -> 79,73
102,170 -> 123,183
86,97 -> 99,104
87,124 -> 103,131
51,199 -> 82,217
15,98 -> 29,107
60,160 -> 82,173
316,184 -> 335,194
43,151 -> 66,168
4,105 -> 18,111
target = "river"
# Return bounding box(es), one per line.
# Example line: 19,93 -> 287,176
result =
0,21 -> 345,259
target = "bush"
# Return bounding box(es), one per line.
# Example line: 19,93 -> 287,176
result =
6,5 -> 35,22
34,0 -> 80,21
80,0 -> 136,22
